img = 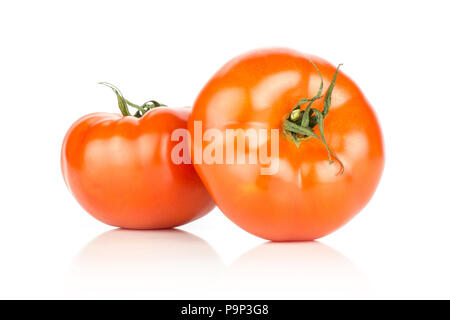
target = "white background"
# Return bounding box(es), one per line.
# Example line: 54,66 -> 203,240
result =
1,0 -> 449,299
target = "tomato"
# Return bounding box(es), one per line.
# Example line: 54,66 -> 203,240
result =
61,84 -> 214,229
188,48 -> 384,241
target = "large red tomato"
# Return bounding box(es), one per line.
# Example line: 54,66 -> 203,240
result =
189,48 -> 384,241
62,84 -> 215,229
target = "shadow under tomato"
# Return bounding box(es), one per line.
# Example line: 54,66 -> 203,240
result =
222,241 -> 368,296
67,228 -> 225,293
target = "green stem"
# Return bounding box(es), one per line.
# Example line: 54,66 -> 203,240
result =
99,82 -> 131,116
99,82 -> 166,118
282,61 -> 344,175
125,99 -> 146,113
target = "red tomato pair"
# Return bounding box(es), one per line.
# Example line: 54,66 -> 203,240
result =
61,48 -> 384,241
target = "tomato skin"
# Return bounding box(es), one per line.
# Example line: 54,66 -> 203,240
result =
189,48 -> 384,241
61,107 -> 215,229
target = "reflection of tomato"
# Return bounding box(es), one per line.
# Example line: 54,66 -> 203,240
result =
189,48 -> 384,241
62,85 -> 214,229
71,229 -> 224,291
227,242 -> 365,291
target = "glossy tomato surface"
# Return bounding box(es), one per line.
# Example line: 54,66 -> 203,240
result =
189,48 -> 384,241
62,107 -> 215,229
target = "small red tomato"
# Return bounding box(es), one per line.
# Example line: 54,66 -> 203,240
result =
61,83 -> 215,229
189,48 -> 384,241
